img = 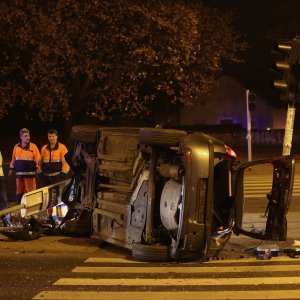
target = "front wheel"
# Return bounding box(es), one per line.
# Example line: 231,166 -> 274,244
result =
132,242 -> 171,262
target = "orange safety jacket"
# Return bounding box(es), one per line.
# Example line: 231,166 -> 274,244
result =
40,142 -> 69,177
0,151 -> 4,177
10,143 -> 40,178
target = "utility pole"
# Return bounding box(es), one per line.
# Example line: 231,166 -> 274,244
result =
282,104 -> 296,155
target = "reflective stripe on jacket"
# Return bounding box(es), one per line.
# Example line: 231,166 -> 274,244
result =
10,143 -> 40,178
40,142 -> 69,176
0,151 -> 4,177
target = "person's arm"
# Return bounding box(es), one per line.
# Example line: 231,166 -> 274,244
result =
33,144 -> 41,174
60,144 -> 70,174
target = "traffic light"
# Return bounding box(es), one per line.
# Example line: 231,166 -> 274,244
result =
272,37 -> 300,102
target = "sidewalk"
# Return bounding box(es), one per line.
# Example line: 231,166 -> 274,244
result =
234,145 -> 300,161
234,145 -> 300,175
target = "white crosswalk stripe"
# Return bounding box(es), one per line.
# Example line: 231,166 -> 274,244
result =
244,174 -> 300,198
33,256 -> 300,300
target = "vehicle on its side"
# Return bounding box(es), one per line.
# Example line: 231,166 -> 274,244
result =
62,125 -> 295,262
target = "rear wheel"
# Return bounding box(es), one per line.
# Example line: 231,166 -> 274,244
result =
132,242 -> 171,262
71,125 -> 99,143
139,128 -> 186,147
63,219 -> 92,237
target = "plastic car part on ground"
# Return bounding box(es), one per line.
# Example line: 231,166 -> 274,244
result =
284,248 -> 300,258
0,212 -> 71,241
0,217 -> 49,241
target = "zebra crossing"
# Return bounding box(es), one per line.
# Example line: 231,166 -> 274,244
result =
33,256 -> 300,300
244,174 -> 300,198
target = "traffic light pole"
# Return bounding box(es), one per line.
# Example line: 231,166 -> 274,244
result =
246,89 -> 252,161
272,36 -> 300,156
282,102 -> 296,155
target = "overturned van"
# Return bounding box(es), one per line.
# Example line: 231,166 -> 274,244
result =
62,125 -> 295,261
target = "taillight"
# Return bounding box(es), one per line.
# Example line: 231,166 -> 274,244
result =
225,145 -> 237,159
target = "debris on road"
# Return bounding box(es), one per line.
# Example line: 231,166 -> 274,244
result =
256,244 -> 282,260
284,247 -> 300,258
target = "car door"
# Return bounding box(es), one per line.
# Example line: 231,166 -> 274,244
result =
233,155 -> 295,241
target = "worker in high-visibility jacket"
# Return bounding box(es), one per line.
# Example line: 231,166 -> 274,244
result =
9,128 -> 40,204
0,150 -> 12,226
39,129 -> 70,221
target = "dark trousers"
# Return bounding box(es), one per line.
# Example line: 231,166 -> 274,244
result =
41,174 -> 62,186
41,173 -> 68,220
0,176 -> 10,222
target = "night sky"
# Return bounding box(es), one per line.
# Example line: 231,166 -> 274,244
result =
206,0 -> 300,108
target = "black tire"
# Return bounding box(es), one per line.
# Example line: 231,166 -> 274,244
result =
139,128 -> 187,147
98,240 -> 109,248
71,125 -> 100,143
100,127 -> 140,135
132,242 -> 171,262
63,219 -> 91,237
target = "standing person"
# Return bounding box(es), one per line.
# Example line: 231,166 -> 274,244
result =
9,128 -> 40,204
39,129 -> 70,221
0,150 -> 12,227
